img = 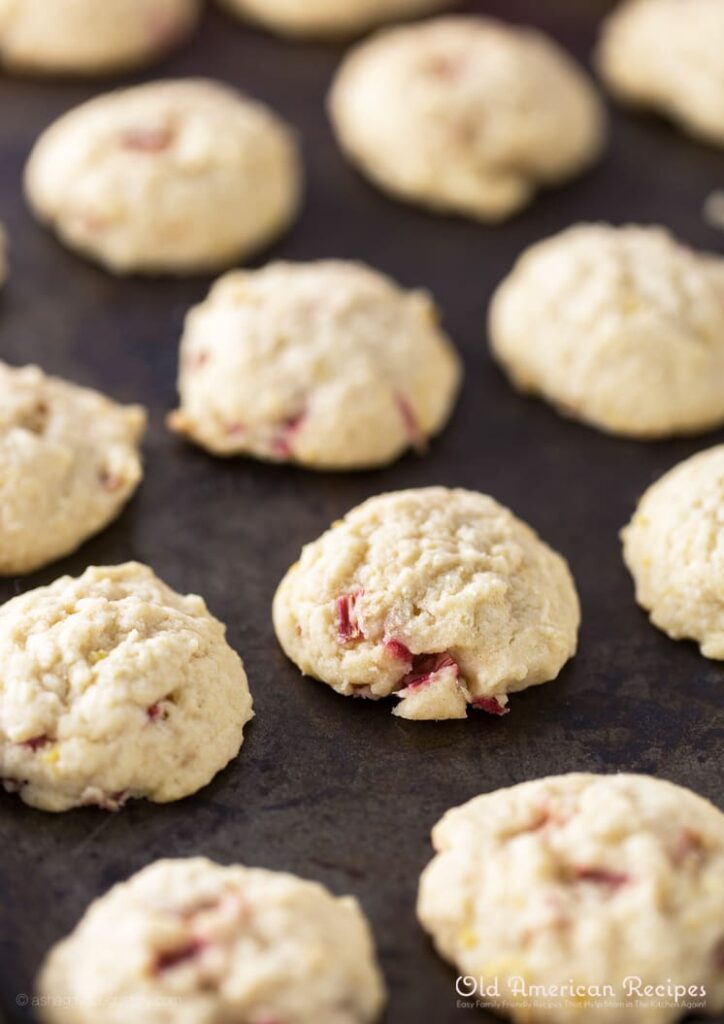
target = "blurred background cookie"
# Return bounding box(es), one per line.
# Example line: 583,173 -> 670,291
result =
218,0 -> 453,38
24,78 -> 303,275
597,0 -> 724,148
489,223 -> 724,439
0,0 -> 201,76
329,16 -> 606,221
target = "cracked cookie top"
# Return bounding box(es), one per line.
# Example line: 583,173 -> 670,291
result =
273,487 -> 579,720
0,563 -> 253,811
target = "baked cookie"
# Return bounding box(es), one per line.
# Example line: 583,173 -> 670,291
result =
328,17 -> 606,222
273,488 -> 579,720
418,773 -> 724,1024
0,563 -> 253,811
622,446 -> 724,659
597,0 -> 724,148
489,224 -> 724,438
36,857 -> 385,1024
0,0 -> 200,76
219,0 -> 452,39
0,362 -> 145,575
168,260 -> 462,469
24,79 -> 302,275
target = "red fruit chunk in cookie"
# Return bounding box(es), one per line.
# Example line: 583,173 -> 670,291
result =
384,639 -> 412,663
336,592 -> 364,644
21,735 -> 49,751
153,938 -> 207,974
471,695 -> 509,716
395,393 -> 424,450
573,866 -> 629,888
120,126 -> 174,152
401,652 -> 458,690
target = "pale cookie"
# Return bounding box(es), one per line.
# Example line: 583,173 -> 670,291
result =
622,445 -> 724,660
0,563 -> 253,812
219,0 -> 452,39
0,0 -> 201,75
36,857 -> 385,1024
328,17 -> 606,222
24,78 -> 302,275
0,362 -> 145,575
418,773 -> 724,1024
168,260 -> 462,469
273,488 -> 579,720
489,224 -> 724,438
597,0 -> 724,148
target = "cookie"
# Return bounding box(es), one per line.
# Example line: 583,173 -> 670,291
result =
597,0 -> 724,148
328,17 -> 605,222
0,0 -> 200,75
0,362 -> 146,575
418,773 -> 724,1024
168,260 -> 462,469
219,0 -> 452,38
36,857 -> 385,1023
24,78 -> 302,275
489,224 -> 724,438
273,488 -> 579,720
622,446 -> 724,660
0,563 -> 253,811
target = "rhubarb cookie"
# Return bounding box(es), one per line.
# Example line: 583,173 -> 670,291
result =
273,488 -> 579,720
0,0 -> 200,75
597,0 -> 724,148
418,774 -> 724,1024
329,17 -> 606,222
24,79 -> 302,275
36,857 -> 385,1024
219,0 -> 451,38
490,224 -> 724,438
0,362 -> 145,575
622,446 -> 724,659
0,563 -> 253,812
168,261 -> 461,469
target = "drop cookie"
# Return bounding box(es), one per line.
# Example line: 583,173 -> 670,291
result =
0,563 -> 253,811
36,857 -> 385,1024
273,488 -> 579,720
622,445 -> 724,659
218,0 -> 451,38
168,260 -> 462,469
597,0 -> 724,148
489,224 -> 724,438
418,773 -> 724,1024
24,78 -> 302,275
0,362 -> 145,575
328,17 -> 605,222
0,0 -> 200,75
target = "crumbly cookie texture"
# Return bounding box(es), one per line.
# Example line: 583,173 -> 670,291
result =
418,773 -> 724,1024
0,0 -> 200,75
24,78 -> 302,275
328,16 -> 605,222
597,0 -> 724,148
273,488 -> 579,720
489,224 -> 724,439
218,0 -> 452,38
168,260 -> 462,469
0,563 -> 253,811
0,362 -> 146,575
622,446 -> 724,659
36,857 -> 385,1024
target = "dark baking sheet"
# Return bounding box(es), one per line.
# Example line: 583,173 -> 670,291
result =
0,1 -> 723,1021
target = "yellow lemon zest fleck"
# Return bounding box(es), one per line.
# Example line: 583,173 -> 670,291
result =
458,927 -> 478,949
89,650 -> 108,665
42,749 -> 59,765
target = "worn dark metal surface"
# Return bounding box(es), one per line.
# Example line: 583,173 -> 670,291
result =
0,1 -> 722,1021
